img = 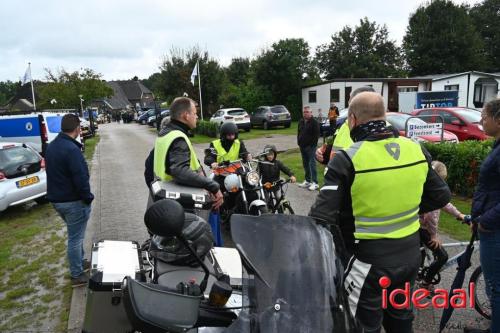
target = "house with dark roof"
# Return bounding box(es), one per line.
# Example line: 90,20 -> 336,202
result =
109,78 -> 155,110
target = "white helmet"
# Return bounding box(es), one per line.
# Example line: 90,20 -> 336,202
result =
224,174 -> 240,193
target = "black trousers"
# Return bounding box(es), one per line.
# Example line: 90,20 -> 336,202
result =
344,235 -> 420,333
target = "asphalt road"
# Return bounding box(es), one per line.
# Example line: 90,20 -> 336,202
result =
69,122 -> 489,333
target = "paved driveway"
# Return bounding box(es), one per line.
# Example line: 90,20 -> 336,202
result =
70,122 -> 489,332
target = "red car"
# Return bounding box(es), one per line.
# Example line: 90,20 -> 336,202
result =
386,112 -> 459,143
412,107 -> 488,141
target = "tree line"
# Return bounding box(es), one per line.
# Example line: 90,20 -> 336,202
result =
1,0 -> 498,119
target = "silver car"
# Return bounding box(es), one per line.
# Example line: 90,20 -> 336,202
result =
0,142 -> 47,211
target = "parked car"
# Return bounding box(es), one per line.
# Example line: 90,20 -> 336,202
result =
411,107 -> 488,141
137,109 -> 155,125
250,105 -> 291,130
210,108 -> 251,131
147,110 -> 170,128
79,117 -> 94,139
0,142 -> 47,211
386,112 -> 459,143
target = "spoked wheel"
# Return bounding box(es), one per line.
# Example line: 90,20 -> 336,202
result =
470,266 -> 491,320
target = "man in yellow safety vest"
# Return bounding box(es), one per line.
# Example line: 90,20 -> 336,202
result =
309,92 -> 451,333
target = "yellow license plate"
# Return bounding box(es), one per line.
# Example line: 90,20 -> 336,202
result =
17,176 -> 39,188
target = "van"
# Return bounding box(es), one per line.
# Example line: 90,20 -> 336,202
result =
0,111 -> 82,156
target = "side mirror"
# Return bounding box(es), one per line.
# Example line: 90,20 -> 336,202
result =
144,199 -> 185,237
451,120 -> 462,126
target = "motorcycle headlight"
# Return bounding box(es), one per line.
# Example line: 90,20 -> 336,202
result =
246,171 -> 260,186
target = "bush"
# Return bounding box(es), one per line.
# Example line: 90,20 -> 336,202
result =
423,140 -> 494,197
194,120 -> 219,138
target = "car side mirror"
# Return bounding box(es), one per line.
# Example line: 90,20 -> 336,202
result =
451,120 -> 462,126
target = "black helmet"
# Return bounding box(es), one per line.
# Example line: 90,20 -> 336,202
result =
149,213 -> 214,267
263,144 -> 277,160
219,122 -> 238,140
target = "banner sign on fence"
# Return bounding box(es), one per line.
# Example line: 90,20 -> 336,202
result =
416,91 -> 459,109
407,122 -> 443,139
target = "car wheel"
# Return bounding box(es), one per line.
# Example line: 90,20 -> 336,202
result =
141,119 -> 146,125
245,127 -> 250,132
35,196 -> 49,205
284,122 -> 291,128
263,121 -> 269,130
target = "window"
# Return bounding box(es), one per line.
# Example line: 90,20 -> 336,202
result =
345,87 -> 352,108
330,89 -> 340,102
438,111 -> 460,125
398,86 -> 418,92
308,91 -> 317,103
444,85 -> 459,91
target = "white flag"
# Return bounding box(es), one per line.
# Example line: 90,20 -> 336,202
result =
190,62 -> 198,85
22,66 -> 31,85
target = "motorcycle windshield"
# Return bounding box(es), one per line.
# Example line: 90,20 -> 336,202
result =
227,214 -> 356,333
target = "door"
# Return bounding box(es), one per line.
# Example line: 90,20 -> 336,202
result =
437,110 -> 466,141
344,87 -> 352,108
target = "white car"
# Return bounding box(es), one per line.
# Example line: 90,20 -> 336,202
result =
210,108 -> 251,132
0,142 -> 47,212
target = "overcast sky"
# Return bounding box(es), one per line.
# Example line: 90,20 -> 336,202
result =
0,0 -> 482,82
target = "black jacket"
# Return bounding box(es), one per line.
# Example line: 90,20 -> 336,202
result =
46,133 -> 94,204
309,126 -> 451,253
259,159 -> 294,183
472,139 -> 500,230
144,120 -> 220,194
203,139 -> 249,166
297,118 -> 320,147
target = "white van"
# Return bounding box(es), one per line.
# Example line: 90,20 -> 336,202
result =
0,112 -> 82,156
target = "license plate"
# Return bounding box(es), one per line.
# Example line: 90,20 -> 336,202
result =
235,117 -> 243,121
279,115 -> 287,120
16,176 -> 39,188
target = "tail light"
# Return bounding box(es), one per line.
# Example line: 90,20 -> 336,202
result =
40,158 -> 46,169
224,116 -> 233,120
0,171 -> 6,181
244,115 -> 250,118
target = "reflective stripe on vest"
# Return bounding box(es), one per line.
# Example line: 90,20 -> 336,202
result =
153,130 -> 201,181
344,137 -> 428,240
212,139 -> 240,163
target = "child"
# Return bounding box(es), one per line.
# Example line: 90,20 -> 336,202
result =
419,160 -> 467,291
259,145 -> 296,206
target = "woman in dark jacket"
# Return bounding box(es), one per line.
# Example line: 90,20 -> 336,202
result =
473,98 -> 500,333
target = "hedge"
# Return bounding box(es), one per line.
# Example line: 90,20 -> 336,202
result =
193,120 -> 219,138
422,140 -> 494,197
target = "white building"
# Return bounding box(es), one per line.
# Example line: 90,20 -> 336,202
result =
302,71 -> 500,115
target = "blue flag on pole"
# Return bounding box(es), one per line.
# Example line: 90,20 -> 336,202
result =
208,210 -> 223,247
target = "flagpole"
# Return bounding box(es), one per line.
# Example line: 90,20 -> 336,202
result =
28,62 -> 36,111
197,60 -> 203,120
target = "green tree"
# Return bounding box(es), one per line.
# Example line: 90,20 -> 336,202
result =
251,38 -> 317,118
470,0 -> 500,72
38,68 -> 113,110
403,0 -> 486,75
226,58 -> 250,86
0,80 -> 20,106
158,47 -> 225,118
142,72 -> 165,100
315,18 -> 405,79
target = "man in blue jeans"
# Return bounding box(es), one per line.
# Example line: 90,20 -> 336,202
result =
46,114 -> 94,287
297,106 -> 320,190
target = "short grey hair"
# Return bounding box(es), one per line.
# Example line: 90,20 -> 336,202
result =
170,97 -> 195,120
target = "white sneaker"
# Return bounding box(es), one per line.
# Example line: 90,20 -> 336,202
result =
308,183 -> 319,191
298,181 -> 311,188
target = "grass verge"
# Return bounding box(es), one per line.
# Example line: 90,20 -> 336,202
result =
0,134 -> 100,332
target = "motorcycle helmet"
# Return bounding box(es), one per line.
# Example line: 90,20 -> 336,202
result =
219,122 -> 239,140
263,144 -> 277,160
224,174 -> 240,193
149,213 -> 214,267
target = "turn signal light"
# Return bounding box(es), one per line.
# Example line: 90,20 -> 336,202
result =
208,281 -> 232,307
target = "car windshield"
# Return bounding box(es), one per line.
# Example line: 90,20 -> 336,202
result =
454,109 -> 481,123
0,146 -> 39,171
387,114 -> 427,131
228,110 -> 246,116
271,106 -> 288,114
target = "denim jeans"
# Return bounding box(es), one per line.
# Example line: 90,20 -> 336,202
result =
479,230 -> 500,333
300,144 -> 318,183
53,201 -> 91,278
